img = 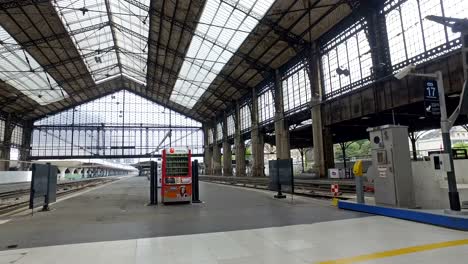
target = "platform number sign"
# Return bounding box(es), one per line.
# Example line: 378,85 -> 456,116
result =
425,80 -> 438,99
424,80 -> 440,116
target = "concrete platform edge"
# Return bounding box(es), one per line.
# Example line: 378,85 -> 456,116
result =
338,200 -> 468,231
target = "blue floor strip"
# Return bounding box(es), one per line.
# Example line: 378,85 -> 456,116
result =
338,201 -> 468,231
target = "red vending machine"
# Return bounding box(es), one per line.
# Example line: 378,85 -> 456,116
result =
161,148 -> 192,203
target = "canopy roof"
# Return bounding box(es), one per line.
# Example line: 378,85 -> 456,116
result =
0,0 -> 353,122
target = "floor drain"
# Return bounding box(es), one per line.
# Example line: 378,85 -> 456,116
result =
7,244 -> 18,249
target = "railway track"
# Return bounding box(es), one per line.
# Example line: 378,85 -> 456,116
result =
199,176 -> 367,200
0,189 -> 30,200
0,178 -> 117,215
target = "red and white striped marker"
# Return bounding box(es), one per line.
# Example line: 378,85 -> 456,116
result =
331,184 -> 340,197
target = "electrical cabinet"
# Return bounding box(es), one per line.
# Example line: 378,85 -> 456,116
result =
161,148 -> 192,203
368,125 -> 414,208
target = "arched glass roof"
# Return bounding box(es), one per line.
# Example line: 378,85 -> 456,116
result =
53,0 -> 150,84
0,26 -> 68,105
169,0 -> 276,108
53,0 -> 275,108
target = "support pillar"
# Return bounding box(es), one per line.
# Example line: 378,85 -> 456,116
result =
234,103 -> 246,177
0,115 -> 15,171
311,105 -> 326,177
462,28 -> 468,80
273,69 -> 290,160
212,126 -> 222,175
323,126 -> 335,174
58,167 -> 67,180
364,2 -> 392,79
19,121 -> 33,170
69,168 -> 76,179
222,114 -> 232,176
203,125 -> 212,175
251,88 -> 265,177
306,43 -> 327,177
409,131 -> 418,161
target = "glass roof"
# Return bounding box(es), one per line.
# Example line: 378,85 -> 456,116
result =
0,26 -> 68,105
53,0 -> 150,84
110,0 -> 149,84
169,0 -> 275,108
52,0 -> 274,108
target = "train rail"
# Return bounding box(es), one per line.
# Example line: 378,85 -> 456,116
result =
199,175 -> 370,200
0,177 -> 117,215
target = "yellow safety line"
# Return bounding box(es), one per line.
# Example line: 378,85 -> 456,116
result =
317,239 -> 468,264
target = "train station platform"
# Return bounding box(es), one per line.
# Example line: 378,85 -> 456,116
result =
0,176 -> 467,264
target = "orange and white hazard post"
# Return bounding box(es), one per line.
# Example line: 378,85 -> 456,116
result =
331,184 -> 340,206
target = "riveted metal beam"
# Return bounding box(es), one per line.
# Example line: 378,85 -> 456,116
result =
0,0 -> 49,9
41,45 -> 116,70
104,0 -> 123,75
0,21 -> 110,54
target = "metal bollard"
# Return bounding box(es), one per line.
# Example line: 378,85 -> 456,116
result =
149,161 -> 158,205
353,160 -> 365,204
192,160 -> 202,203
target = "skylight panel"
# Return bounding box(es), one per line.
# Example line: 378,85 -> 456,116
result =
0,26 -> 68,105
110,0 -> 150,84
54,0 -> 150,83
54,0 -> 119,82
169,0 -> 275,109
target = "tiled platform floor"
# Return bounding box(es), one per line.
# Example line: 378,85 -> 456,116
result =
1,216 -> 467,264
1,176 -> 467,263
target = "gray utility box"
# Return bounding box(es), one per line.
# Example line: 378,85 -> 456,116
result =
368,125 -> 414,208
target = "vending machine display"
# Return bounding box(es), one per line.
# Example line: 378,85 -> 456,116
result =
161,148 -> 192,203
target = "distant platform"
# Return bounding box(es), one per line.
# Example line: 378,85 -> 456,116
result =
0,176 -> 120,194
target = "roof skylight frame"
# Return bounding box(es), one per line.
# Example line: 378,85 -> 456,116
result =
0,26 -> 68,105
54,0 -> 120,82
169,0 -> 276,108
109,0 -> 150,84
53,0 -> 150,84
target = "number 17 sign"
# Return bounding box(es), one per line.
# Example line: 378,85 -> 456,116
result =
424,80 -> 440,116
